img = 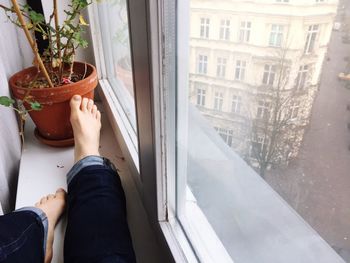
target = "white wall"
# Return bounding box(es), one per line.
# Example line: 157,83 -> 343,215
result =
0,0 -> 32,213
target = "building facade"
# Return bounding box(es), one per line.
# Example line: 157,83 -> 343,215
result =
189,0 -> 339,173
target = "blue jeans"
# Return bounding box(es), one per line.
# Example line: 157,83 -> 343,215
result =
0,156 -> 136,263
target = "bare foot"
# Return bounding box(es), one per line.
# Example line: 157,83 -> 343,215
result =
35,189 -> 66,263
70,95 -> 101,163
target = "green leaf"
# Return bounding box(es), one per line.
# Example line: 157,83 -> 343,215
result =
0,96 -> 15,107
72,0 -> 89,9
30,101 -> 42,111
29,10 -> 45,24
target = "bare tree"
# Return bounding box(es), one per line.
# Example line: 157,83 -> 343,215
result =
248,48 -> 310,177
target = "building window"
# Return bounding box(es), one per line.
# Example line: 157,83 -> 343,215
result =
295,65 -> 309,90
219,19 -> 230,40
214,91 -> 224,111
288,101 -> 300,119
200,17 -> 210,38
239,21 -> 251,43
262,65 -> 276,85
235,60 -> 246,81
215,127 -> 234,147
216,57 -> 227,78
197,55 -> 208,74
250,135 -> 269,158
269,24 -> 284,47
231,95 -> 242,114
196,88 -> 206,106
257,100 -> 270,119
304,25 -> 319,54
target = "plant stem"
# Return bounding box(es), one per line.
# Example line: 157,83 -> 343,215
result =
53,0 -> 62,82
10,0 -> 53,87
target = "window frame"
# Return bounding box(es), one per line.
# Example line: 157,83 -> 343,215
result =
304,24 -> 319,54
219,19 -> 230,40
89,0 -> 229,261
235,60 -> 246,81
216,57 -> 227,78
197,54 -> 208,74
196,88 -> 206,106
200,17 -> 210,38
232,95 -> 242,114
239,20 -> 251,43
262,64 -> 276,86
88,0 -> 343,262
269,24 -> 284,47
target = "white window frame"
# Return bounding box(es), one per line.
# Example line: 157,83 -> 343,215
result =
196,88 -> 206,106
235,60 -> 246,81
197,54 -> 208,74
289,101 -> 300,119
262,64 -> 276,86
269,24 -> 284,47
257,100 -> 270,119
295,65 -> 309,90
239,21 -> 251,43
214,91 -> 224,111
250,135 -> 269,159
200,17 -> 210,38
219,19 -> 230,40
304,25 -> 319,54
232,95 -> 242,114
216,57 -> 227,78
87,1 -> 140,174
215,127 -> 234,147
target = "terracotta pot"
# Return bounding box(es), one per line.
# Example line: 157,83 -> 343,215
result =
9,62 -> 98,147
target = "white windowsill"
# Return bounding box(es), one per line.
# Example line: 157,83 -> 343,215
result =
15,118 -> 71,263
15,100 -> 164,263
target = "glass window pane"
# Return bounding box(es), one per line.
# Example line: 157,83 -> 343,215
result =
176,0 -> 348,262
98,0 -> 137,134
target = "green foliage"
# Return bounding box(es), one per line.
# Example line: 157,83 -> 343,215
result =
72,0 -> 91,9
30,101 -> 42,111
0,0 -> 95,86
28,10 -> 45,24
0,96 -> 14,107
73,30 -> 88,48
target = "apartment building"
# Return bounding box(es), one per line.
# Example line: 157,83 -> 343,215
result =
188,0 -> 339,172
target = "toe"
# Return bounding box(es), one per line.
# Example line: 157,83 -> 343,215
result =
40,196 -> 47,204
92,105 -> 98,116
70,95 -> 82,112
87,99 -> 94,112
96,110 -> 101,121
55,188 -> 66,198
47,194 -> 55,200
81,97 -> 89,111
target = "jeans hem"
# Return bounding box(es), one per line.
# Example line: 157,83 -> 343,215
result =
66,155 -> 104,185
15,206 -> 48,257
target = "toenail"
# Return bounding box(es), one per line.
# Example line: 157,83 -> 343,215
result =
73,95 -> 81,101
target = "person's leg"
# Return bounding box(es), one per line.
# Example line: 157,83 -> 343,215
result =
0,189 -> 66,263
64,95 -> 136,263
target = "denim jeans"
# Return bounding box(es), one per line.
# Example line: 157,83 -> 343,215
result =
0,156 -> 136,263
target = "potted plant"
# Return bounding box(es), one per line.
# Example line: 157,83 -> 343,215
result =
0,0 -> 98,147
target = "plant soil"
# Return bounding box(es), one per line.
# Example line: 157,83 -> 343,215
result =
16,72 -> 84,89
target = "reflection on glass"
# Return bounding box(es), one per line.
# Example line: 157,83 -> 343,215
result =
104,0 -> 137,132
181,0 -> 350,261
